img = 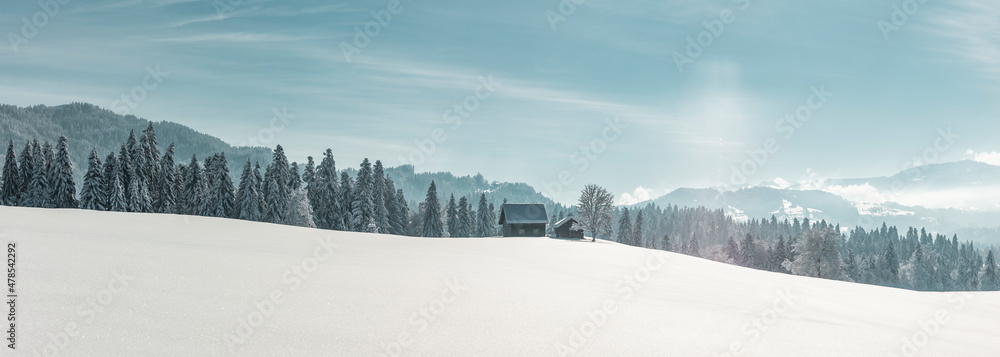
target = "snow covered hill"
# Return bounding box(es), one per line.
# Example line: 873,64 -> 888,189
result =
3,207 -> 999,356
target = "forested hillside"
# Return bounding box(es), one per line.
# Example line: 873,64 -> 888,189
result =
0,103 -> 273,185
0,102 -> 568,214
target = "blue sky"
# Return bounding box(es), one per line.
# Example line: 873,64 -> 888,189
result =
2,0 -> 999,205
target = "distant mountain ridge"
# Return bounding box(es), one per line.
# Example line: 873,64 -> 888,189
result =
644,162 -> 1000,245
819,160 -> 1000,191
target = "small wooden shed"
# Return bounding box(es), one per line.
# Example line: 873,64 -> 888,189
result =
498,203 -> 548,237
553,217 -> 585,239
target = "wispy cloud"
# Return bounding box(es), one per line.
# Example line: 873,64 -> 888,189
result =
166,3 -> 352,28
344,52 -> 689,133
919,0 -> 1000,80
155,32 -> 330,43
69,0 -> 204,14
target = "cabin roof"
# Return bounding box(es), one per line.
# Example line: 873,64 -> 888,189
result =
498,204 -> 548,225
553,217 -> 579,229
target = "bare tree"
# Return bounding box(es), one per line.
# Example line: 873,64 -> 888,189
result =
573,184 -> 614,242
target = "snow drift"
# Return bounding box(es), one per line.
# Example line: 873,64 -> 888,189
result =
2,206 -> 998,356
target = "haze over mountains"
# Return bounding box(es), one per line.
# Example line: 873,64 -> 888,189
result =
641,160 -> 1000,245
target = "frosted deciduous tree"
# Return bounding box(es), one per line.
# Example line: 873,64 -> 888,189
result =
574,184 -> 613,242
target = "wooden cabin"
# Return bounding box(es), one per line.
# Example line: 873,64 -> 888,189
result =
552,217 -> 584,239
498,203 -> 548,237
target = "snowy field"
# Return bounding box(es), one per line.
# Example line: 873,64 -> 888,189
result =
2,206 -> 999,356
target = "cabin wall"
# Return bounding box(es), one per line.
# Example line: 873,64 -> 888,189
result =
555,225 -> 584,239
502,223 -> 546,237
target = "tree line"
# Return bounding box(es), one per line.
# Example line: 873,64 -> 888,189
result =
571,185 -> 999,292
0,123 -> 512,237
